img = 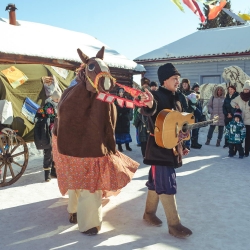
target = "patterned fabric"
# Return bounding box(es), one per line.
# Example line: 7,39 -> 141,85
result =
225,120 -> 246,144
36,102 -> 57,124
115,133 -> 132,144
52,135 -> 139,196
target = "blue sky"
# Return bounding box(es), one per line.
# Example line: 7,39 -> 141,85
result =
0,0 -> 249,60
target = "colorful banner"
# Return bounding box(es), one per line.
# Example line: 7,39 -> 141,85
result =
96,92 -> 146,108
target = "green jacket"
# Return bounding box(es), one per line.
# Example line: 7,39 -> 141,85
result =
225,120 -> 246,144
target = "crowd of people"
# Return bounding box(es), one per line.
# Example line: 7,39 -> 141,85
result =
33,60 -> 250,239
131,76 -> 250,160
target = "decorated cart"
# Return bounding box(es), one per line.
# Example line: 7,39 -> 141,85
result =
0,64 -> 75,187
0,4 -> 145,187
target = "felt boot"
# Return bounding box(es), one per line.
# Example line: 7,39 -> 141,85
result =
205,138 -> 210,145
143,190 -> 162,227
44,169 -> 51,182
191,138 -> 202,149
117,144 -> 123,152
159,194 -> 192,238
125,143 -> 132,151
216,139 -> 221,147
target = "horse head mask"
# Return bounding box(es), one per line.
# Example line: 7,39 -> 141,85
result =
77,46 -> 116,93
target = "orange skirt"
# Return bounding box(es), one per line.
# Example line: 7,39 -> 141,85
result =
52,136 -> 139,196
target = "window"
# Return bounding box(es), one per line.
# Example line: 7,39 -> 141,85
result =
201,75 -> 221,84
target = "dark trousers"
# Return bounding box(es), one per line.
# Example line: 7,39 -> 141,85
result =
245,125 -> 250,155
224,119 -> 231,146
43,146 -> 52,169
192,128 -> 200,139
136,128 -> 141,145
141,141 -> 147,158
229,143 -> 244,157
207,125 -> 224,140
146,165 -> 177,195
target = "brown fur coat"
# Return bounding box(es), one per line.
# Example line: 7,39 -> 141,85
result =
53,80 -> 117,158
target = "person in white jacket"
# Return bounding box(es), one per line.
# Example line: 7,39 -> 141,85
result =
231,80 -> 250,157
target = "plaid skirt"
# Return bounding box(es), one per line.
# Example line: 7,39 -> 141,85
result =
115,133 -> 132,144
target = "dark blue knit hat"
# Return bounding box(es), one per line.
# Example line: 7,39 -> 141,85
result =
234,109 -> 242,121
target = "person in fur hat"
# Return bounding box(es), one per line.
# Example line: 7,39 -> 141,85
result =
141,77 -> 150,90
231,80 -> 250,157
225,109 -> 246,158
140,63 -> 192,238
180,78 -> 193,96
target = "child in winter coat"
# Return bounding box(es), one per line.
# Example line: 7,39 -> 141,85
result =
35,90 -> 61,181
225,109 -> 246,158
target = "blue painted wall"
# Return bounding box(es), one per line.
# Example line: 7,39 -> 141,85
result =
142,58 -> 250,87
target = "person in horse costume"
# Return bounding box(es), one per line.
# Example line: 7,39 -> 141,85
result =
52,47 -> 139,235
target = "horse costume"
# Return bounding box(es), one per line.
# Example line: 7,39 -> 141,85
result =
52,47 -> 139,235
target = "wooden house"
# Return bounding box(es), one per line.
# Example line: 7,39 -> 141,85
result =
0,5 -> 145,88
134,23 -> 250,85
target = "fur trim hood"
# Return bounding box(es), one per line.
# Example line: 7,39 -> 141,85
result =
213,86 -> 225,98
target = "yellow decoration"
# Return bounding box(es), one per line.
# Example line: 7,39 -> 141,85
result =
1,66 -> 28,89
171,0 -> 185,12
238,13 -> 250,21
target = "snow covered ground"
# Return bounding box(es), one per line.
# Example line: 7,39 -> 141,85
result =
0,125 -> 249,250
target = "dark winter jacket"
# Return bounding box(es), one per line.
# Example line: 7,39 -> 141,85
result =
193,100 -> 203,122
225,120 -> 246,144
35,102 -> 57,134
115,102 -> 131,134
179,87 -> 195,113
34,102 -> 57,150
141,86 -> 183,168
176,89 -> 188,112
133,110 -> 149,142
223,92 -> 239,125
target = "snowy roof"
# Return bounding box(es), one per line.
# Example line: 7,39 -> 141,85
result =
0,18 -> 145,72
135,23 -> 250,61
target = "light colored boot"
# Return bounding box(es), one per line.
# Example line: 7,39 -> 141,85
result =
159,194 -> 192,238
143,190 -> 162,226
